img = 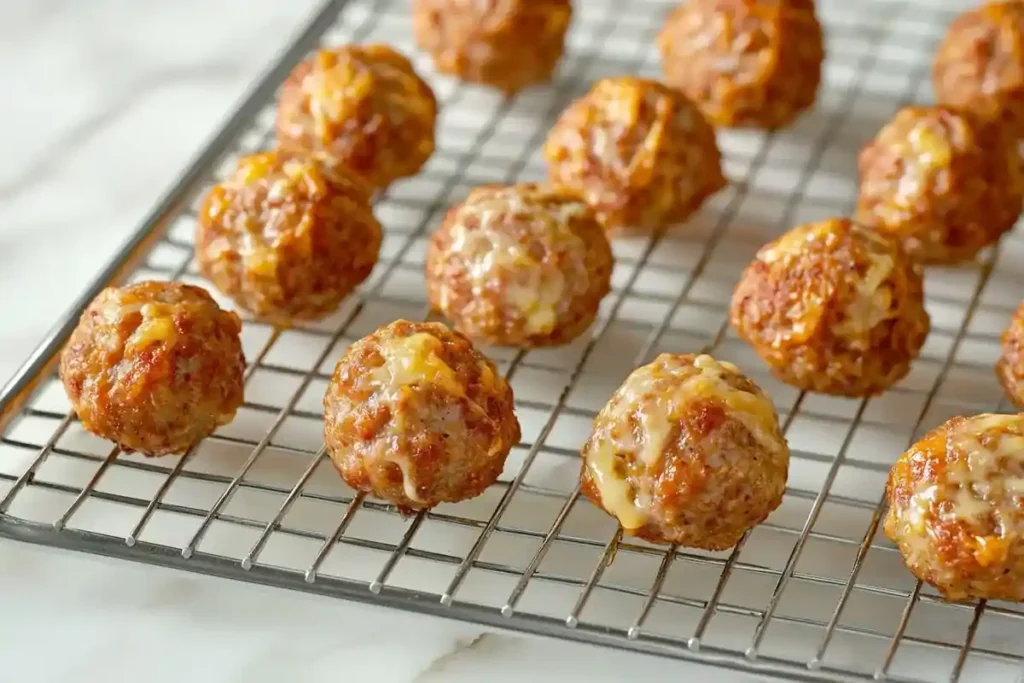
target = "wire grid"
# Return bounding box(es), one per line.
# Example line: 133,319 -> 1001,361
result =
2,0 -> 1024,680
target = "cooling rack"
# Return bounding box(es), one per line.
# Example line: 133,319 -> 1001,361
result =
3,0 -> 1024,680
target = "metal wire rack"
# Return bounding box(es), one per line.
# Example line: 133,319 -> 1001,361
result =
2,0 -> 1023,680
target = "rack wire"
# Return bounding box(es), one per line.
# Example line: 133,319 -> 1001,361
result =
2,0 -> 1023,680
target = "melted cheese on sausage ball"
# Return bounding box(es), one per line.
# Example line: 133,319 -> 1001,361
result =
581,353 -> 789,549
323,321 -> 520,511
426,183 -> 613,347
886,413 -> 1024,601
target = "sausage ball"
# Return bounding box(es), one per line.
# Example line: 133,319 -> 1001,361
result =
855,106 -> 1023,265
729,218 -> 930,398
425,183 -> 613,347
580,353 -> 789,549
412,0 -> 572,94
997,302 -> 1024,408
275,44 -> 437,190
323,320 -> 521,512
543,77 -> 726,232
933,2 -> 1024,146
885,413 -> 1024,602
59,281 -> 245,457
657,0 -> 824,129
196,150 -> 382,325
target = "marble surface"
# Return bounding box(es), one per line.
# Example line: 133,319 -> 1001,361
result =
0,1 -> 765,681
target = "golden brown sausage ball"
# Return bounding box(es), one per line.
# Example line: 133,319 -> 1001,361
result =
997,302 -> 1024,408
934,2 -> 1024,146
275,44 -> 437,190
729,218 -> 930,398
196,150 -> 382,325
59,281 -> 245,457
543,77 -> 726,232
657,0 -> 824,129
855,106 -> 1022,265
323,320 -> 520,512
580,353 -> 789,549
885,413 -> 1024,602
424,183 -> 613,347
412,0 -> 572,94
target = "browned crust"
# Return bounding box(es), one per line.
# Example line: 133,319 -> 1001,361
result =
195,150 -> 382,325
885,414 -> 1024,602
658,0 -> 824,129
579,353 -> 789,549
424,182 -> 613,347
543,77 -> 726,231
275,44 -> 437,190
323,320 -> 520,511
412,0 -> 572,93
59,281 -> 245,456
855,105 -> 1023,265
729,218 -> 930,397
933,1 -> 1024,143
998,301 -> 1024,408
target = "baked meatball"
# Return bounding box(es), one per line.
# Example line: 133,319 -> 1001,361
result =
196,150 -> 382,325
580,353 -> 789,549
543,77 -> 726,231
856,106 -> 1023,265
729,218 -> 930,398
59,281 -> 245,457
275,44 -> 437,190
323,320 -> 521,512
412,0 -> 572,94
425,183 -> 613,347
657,0 -> 824,129
997,302 -> 1024,408
885,413 -> 1024,602
933,2 -> 1024,146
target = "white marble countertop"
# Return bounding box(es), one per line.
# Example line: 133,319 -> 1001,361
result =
0,1 -> 764,681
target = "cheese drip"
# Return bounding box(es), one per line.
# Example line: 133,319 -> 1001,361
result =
901,414 -> 1024,565
446,189 -> 587,335
368,333 -> 465,503
585,354 -> 785,530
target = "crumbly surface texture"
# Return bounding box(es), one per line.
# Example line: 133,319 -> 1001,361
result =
657,0 -> 824,129
933,2 -> 1024,144
59,281 -> 245,457
543,77 -> 726,231
885,413 -> 1024,602
425,183 -> 613,347
856,105 -> 1022,265
196,150 -> 382,325
275,44 -> 437,190
323,320 -> 521,512
580,353 -> 789,549
998,302 -> 1024,408
729,218 -> 930,398
412,0 -> 572,93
